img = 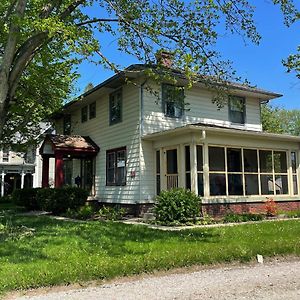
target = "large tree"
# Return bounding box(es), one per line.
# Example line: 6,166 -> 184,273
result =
0,0 -> 298,144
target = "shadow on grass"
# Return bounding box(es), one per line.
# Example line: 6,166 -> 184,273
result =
0,214 -> 220,263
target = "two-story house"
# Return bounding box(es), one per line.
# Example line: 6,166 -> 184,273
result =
40,64 -> 300,215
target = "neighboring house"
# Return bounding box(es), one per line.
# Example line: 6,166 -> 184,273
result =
0,125 -> 55,197
40,62 -> 300,215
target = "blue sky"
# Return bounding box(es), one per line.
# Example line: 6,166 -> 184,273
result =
76,1 -> 300,110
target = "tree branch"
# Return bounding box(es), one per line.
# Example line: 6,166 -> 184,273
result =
76,18 -> 119,26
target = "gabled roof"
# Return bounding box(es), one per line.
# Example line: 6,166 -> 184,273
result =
56,64 -> 282,115
40,134 -> 100,156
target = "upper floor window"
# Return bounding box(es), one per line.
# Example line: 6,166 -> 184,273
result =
162,84 -> 184,118
106,147 -> 126,186
89,102 -> 96,119
63,114 -> 71,135
2,147 -> 9,162
81,106 -> 88,123
109,89 -> 122,125
229,96 -> 246,124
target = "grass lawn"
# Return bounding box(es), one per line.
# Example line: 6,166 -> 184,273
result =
0,204 -> 300,296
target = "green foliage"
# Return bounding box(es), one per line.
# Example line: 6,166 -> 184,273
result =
37,187 -> 88,215
66,205 -> 95,220
0,195 -> 12,204
154,188 -> 201,224
223,213 -> 264,223
279,209 -> 300,218
261,104 -> 300,136
12,188 -> 41,210
98,206 -> 127,221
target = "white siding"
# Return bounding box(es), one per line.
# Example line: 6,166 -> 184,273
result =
142,84 -> 262,135
59,84 -> 141,204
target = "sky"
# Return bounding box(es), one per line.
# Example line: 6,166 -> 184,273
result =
75,1 -> 300,110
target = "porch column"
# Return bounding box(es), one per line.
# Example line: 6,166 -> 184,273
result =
160,149 -> 167,191
190,143 -> 198,195
21,171 -> 25,189
203,142 -> 210,198
42,156 -> 50,188
178,144 -> 185,188
1,172 -> 5,197
55,152 -> 64,188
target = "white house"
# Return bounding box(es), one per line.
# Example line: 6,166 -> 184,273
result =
40,63 -> 300,215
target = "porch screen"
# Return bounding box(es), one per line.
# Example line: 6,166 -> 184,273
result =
208,146 -> 292,197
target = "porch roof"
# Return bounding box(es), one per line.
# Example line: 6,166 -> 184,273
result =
40,134 -> 100,157
142,123 -> 300,143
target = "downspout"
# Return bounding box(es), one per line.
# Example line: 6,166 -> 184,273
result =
138,80 -> 147,214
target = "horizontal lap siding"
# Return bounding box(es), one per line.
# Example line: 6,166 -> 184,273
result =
59,84 -> 141,204
142,84 -> 262,136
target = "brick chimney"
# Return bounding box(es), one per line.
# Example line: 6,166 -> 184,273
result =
155,50 -> 174,68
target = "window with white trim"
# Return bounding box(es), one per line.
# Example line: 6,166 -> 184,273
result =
162,84 -> 184,118
291,151 -> 298,195
106,147 -> 126,186
229,96 -> 245,124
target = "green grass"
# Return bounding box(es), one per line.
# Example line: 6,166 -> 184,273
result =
0,204 -> 299,295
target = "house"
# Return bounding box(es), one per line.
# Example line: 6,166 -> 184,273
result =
0,124 -> 55,197
40,62 -> 300,215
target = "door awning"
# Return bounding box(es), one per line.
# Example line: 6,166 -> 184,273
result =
40,134 -> 100,157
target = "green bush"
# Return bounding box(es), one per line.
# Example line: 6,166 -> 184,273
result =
37,187 -> 89,214
66,206 -> 95,220
154,188 -> 201,224
0,195 -> 12,204
98,206 -> 127,220
12,188 -> 41,210
223,212 -> 264,223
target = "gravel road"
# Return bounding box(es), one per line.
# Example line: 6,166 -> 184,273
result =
14,259 -> 300,300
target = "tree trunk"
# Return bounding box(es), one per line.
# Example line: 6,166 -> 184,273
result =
0,0 -> 27,142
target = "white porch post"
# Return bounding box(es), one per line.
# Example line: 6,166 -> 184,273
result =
203,142 -> 210,198
1,172 -> 5,197
160,148 -> 167,191
21,171 -> 25,189
178,144 -> 185,188
190,143 -> 198,195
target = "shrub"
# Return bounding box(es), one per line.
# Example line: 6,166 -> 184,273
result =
98,206 -> 127,221
37,187 -> 89,214
0,195 -> 12,204
65,205 -> 95,220
154,188 -> 201,224
223,212 -> 264,223
12,188 -> 41,210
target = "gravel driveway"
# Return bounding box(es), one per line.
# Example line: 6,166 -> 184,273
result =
13,259 -> 300,300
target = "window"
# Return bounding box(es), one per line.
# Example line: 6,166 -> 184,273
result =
197,145 -> 204,196
229,96 -> 245,124
106,147 -> 126,186
81,106 -> 88,123
109,89 -> 122,125
208,146 -> 289,197
89,102 -> 96,119
162,84 -> 184,118
63,114 -> 71,135
2,147 -> 9,163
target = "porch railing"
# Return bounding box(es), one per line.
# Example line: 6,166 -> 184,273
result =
166,174 -> 178,190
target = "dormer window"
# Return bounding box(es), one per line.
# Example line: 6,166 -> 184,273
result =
162,84 -> 184,118
229,96 -> 246,124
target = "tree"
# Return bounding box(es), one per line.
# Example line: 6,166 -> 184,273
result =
0,0 -> 298,144
261,104 -> 300,136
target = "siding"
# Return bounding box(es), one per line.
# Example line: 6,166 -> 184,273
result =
57,83 -> 141,204
142,83 -> 262,135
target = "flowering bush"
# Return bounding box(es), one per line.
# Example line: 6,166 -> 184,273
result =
265,198 -> 277,217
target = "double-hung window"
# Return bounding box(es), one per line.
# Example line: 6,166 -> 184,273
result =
106,147 -> 126,186
109,89 -> 122,125
63,114 -> 71,135
229,96 -> 246,124
89,102 -> 96,119
81,106 -> 88,123
162,84 -> 184,118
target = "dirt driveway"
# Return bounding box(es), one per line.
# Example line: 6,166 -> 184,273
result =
11,259 -> 300,300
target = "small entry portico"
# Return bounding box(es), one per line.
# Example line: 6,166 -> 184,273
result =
40,134 -> 99,191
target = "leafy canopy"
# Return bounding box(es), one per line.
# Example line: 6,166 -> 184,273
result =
0,0 -> 299,145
